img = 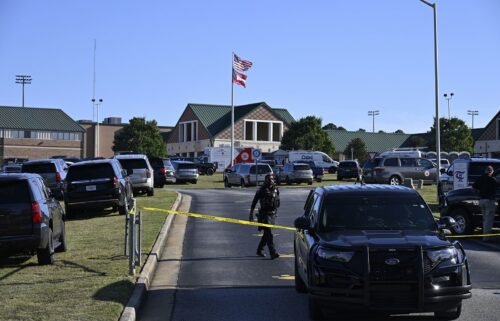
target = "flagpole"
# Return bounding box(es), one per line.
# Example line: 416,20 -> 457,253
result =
230,52 -> 235,167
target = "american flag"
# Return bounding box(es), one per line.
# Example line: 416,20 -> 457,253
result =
233,54 -> 253,71
232,69 -> 247,87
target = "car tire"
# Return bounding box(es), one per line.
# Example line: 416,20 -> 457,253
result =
294,257 -> 307,293
308,180 -> 313,185
192,180 -> 198,184
316,178 -> 322,183
159,183 -> 165,188
147,188 -> 154,196
308,296 -> 325,320
434,304 -> 462,320
389,175 -> 402,185
224,178 -> 231,188
449,207 -> 472,235
206,168 -> 214,176
37,228 -> 54,265
55,221 -> 67,253
328,167 -> 337,174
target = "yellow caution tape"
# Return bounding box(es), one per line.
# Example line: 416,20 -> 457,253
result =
141,207 -> 296,231
140,207 -> 500,239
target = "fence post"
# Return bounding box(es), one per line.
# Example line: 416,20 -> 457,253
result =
135,210 -> 142,267
128,199 -> 137,276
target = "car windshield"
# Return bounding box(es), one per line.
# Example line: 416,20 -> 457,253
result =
66,164 -> 115,181
0,180 -> 31,204
249,165 -> 271,174
22,163 -> 56,173
319,193 -> 437,231
177,163 -> 197,170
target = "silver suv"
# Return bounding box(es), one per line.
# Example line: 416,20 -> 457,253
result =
21,159 -> 67,200
363,156 -> 437,185
114,154 -> 154,196
224,163 -> 272,187
172,161 -> 199,184
278,163 -> 313,185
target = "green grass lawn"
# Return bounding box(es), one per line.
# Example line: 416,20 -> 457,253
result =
0,189 -> 177,321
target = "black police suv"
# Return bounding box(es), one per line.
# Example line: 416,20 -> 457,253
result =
440,169 -> 500,235
0,173 -> 67,264
294,185 -> 471,320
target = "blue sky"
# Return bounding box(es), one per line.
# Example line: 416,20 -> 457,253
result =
1,0 -> 499,134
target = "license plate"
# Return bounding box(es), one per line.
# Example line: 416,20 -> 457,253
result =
86,185 -> 96,191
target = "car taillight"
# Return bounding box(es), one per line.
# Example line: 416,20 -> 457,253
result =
160,167 -> 166,175
55,172 -> 61,182
147,169 -> 152,178
32,201 -> 42,224
113,176 -> 120,189
374,167 -> 385,173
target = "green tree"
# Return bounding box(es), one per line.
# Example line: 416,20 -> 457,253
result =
428,117 -> 473,153
358,128 -> 366,132
378,130 -> 386,133
281,116 -> 335,154
394,129 -> 405,134
322,123 -> 346,131
113,117 -> 167,157
344,138 -> 368,163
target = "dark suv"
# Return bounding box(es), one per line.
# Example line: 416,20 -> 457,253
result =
63,159 -> 133,217
294,185 -> 471,320
337,160 -> 361,181
440,169 -> 500,235
148,157 -> 175,188
0,173 -> 67,264
22,159 -> 67,200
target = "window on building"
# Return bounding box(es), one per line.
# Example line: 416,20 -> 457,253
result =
257,122 -> 270,141
179,123 -> 185,142
272,123 -> 282,141
186,122 -> 192,141
179,121 -> 198,142
245,121 -> 253,140
23,131 -> 31,138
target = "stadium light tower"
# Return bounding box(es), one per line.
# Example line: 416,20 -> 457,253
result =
467,110 -> 479,129
368,110 -> 380,133
15,75 -> 32,107
443,92 -> 454,119
92,98 -> 103,157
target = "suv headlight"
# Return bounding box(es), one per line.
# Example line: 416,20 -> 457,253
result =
317,247 -> 354,263
427,247 -> 458,264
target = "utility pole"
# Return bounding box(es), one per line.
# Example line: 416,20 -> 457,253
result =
467,110 -> 479,129
92,98 -> 103,157
368,110 -> 380,133
15,75 -> 32,107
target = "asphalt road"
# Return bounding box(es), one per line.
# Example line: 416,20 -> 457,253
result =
140,188 -> 500,321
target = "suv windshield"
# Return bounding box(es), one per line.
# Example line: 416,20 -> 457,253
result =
249,165 -> 272,174
0,180 -> 31,203
117,159 -> 147,171
320,193 -> 436,231
340,162 -> 357,168
66,164 -> 115,181
294,164 -> 310,171
22,163 -> 56,173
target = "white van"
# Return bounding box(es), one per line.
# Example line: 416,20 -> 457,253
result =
203,146 -> 239,172
288,151 -> 338,172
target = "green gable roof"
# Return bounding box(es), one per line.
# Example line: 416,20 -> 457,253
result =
187,102 -> 294,137
326,130 -> 411,153
0,106 -> 84,132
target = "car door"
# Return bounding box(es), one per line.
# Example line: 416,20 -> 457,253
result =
227,164 -> 239,185
418,158 -> 436,182
38,178 -> 61,238
296,191 -> 320,280
400,158 -> 418,180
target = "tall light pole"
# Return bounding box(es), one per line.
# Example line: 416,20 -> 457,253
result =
368,110 -> 380,133
92,98 -> 103,157
467,110 -> 479,129
15,75 -> 32,107
420,0 -> 441,193
443,92 -> 454,119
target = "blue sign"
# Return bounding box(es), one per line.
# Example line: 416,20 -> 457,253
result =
252,149 -> 261,159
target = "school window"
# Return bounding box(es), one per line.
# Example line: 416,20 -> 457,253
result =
245,121 -> 254,140
272,123 -> 282,141
257,122 -> 269,141
179,121 -> 198,142
244,120 -> 283,142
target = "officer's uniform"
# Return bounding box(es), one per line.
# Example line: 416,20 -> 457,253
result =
250,176 -> 280,259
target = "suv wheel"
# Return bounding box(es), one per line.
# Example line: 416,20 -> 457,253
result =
337,175 -> 343,181
434,304 -> 462,320
294,256 -> 307,293
389,175 -> 402,185
328,167 -> 337,174
55,222 -> 67,253
206,168 -> 214,176
308,296 -> 325,320
147,188 -> 154,197
37,228 -> 54,265
449,208 -> 472,235
224,178 -> 231,188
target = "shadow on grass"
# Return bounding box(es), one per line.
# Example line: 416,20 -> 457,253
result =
93,279 -> 134,305
0,254 -> 32,267
67,208 -> 122,221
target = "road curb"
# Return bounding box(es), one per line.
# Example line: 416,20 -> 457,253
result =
118,192 -> 183,321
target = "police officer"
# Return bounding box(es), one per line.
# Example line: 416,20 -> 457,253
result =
472,165 -> 497,241
249,174 -> 280,259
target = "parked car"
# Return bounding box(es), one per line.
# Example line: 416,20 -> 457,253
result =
63,159 -> 133,217
172,161 -> 199,184
193,156 -> 218,175
337,160 -> 362,181
295,160 -> 323,182
272,165 -> 284,182
438,158 -> 500,202
1,164 -> 22,173
149,157 -> 175,188
440,169 -> 500,235
294,185 -> 471,320
224,163 -> 272,187
363,156 -> 437,185
0,173 -> 67,264
114,154 -> 155,196
21,158 -> 67,200
278,163 -> 313,185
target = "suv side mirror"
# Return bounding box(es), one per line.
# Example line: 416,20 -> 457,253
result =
447,170 -> 453,176
121,169 -> 128,177
294,216 -> 311,230
438,216 -> 456,230
440,168 -> 446,174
